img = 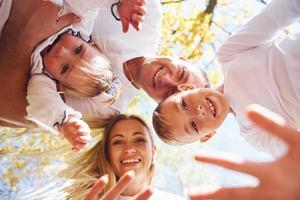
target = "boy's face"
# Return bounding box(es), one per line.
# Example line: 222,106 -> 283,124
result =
43,34 -> 109,86
158,87 -> 230,143
136,56 -> 209,102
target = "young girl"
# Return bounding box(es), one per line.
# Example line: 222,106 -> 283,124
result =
23,0 -> 146,151
153,0 -> 300,157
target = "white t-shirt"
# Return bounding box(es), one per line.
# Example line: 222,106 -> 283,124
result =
219,0 -> 300,157
119,189 -> 185,200
25,0 -> 162,129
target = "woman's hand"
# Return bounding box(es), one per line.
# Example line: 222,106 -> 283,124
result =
85,171 -> 153,200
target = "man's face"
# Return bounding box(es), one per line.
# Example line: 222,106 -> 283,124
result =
136,56 -> 209,102
158,87 -> 230,144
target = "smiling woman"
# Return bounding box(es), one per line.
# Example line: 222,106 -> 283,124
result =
60,114 -> 184,200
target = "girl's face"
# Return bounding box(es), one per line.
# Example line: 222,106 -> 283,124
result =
108,119 -> 155,179
43,33 -> 110,86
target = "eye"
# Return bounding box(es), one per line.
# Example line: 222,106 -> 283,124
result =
75,45 -> 82,55
135,138 -> 146,144
179,67 -> 186,81
181,98 -> 188,110
191,121 -> 198,133
112,140 -> 123,146
60,64 -> 69,74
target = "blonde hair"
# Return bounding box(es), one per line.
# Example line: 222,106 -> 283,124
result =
61,114 -> 156,199
62,50 -> 121,105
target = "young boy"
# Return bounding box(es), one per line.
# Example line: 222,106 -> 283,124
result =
153,0 -> 300,157
0,0 -> 145,151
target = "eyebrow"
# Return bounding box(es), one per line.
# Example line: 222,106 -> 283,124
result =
173,99 -> 190,135
133,132 -> 145,136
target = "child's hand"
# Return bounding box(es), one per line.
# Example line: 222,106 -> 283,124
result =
59,117 -> 92,152
118,0 -> 146,33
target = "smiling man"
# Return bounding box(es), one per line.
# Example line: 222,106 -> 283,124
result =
123,56 -> 210,102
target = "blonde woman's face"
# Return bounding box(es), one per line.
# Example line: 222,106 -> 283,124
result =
108,119 -> 154,179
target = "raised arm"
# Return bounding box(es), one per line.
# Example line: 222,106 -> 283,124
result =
218,0 -> 300,63
0,0 -> 79,126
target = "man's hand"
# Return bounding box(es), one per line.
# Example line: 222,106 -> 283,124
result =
84,171 -> 153,200
59,117 -> 91,152
118,0 -> 146,33
189,104 -> 300,200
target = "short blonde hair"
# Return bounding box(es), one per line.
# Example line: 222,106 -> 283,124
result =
61,114 -> 156,199
63,53 -> 121,104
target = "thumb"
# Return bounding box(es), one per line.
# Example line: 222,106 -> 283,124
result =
57,13 -> 80,27
121,17 -> 130,33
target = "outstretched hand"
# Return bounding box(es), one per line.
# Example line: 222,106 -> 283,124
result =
84,171 -> 153,200
118,0 -> 147,32
190,104 -> 300,200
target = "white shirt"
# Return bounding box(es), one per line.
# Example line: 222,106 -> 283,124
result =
119,189 -> 185,200
219,0 -> 300,157
25,0 -> 162,129
64,0 -> 162,117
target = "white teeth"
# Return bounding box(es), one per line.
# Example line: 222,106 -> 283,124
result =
206,98 -> 216,117
154,68 -> 162,87
121,158 -> 140,164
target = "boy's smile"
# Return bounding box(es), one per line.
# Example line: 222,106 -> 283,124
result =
157,87 -> 230,143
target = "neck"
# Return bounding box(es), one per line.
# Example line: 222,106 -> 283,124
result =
123,57 -> 146,89
121,176 -> 149,196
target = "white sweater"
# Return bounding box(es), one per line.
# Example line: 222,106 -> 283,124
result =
219,0 -> 300,157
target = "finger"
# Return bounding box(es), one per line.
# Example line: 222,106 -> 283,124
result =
133,5 -> 146,16
73,141 -> 88,149
102,171 -> 135,200
57,13 -> 81,27
132,13 -> 145,23
76,136 -> 90,144
246,104 -> 299,146
136,0 -> 146,6
121,17 -> 130,33
195,151 -> 263,177
189,186 -> 256,200
134,188 -> 153,200
84,175 -> 109,200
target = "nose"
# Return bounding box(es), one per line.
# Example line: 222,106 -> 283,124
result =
124,145 -> 136,154
195,104 -> 206,118
161,75 -> 178,89
55,46 -> 68,57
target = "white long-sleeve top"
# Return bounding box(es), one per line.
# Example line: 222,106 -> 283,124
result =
219,0 -> 300,157
26,0 -> 162,129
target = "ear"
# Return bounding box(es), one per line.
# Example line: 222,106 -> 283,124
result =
200,130 -> 216,143
152,145 -> 157,155
177,83 -> 196,92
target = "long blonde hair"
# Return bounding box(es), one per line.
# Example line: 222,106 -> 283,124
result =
61,114 -> 156,200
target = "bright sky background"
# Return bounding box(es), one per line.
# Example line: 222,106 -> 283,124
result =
2,0 -> 300,199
